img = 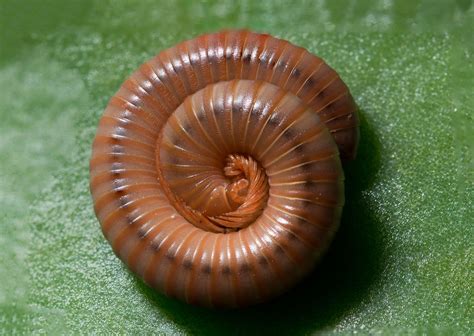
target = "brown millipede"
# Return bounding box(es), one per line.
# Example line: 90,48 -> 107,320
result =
90,30 -> 359,308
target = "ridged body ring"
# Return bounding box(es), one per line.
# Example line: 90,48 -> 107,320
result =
90,30 -> 359,308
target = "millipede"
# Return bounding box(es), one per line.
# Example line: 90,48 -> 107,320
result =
90,30 -> 359,308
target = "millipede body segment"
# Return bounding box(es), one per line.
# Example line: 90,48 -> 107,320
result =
90,30 -> 358,308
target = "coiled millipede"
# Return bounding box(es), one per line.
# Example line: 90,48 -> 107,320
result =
90,30 -> 359,308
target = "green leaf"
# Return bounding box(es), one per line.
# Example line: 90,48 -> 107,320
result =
1,0 -> 472,334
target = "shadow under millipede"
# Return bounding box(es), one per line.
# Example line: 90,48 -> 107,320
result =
132,110 -> 383,335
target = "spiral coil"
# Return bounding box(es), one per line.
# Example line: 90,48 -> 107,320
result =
90,30 -> 358,308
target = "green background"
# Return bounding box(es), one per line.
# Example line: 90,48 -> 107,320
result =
0,0 -> 472,334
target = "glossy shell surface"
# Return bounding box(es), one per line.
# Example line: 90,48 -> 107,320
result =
90,30 -> 358,308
